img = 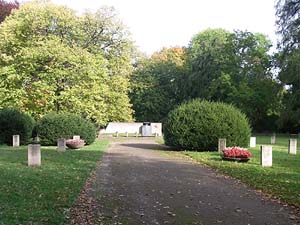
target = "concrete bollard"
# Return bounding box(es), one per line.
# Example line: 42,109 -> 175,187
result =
28,144 -> 41,166
13,135 -> 20,147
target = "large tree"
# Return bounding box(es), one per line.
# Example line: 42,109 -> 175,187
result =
0,1 -> 133,126
276,0 -> 300,132
186,29 -> 281,130
130,47 -> 187,122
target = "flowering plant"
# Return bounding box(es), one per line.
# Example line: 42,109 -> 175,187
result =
66,139 -> 85,149
222,147 -> 251,159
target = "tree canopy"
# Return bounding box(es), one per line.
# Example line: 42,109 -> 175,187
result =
276,0 -> 300,132
0,1 -> 134,126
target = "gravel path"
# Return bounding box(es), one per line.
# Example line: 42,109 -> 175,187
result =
70,139 -> 299,225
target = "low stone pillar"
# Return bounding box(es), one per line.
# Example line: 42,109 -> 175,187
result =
73,135 -> 80,140
57,138 -> 66,152
250,137 -> 256,148
13,135 -> 20,147
288,139 -> 297,155
28,144 -> 41,166
115,132 -> 119,138
261,145 -> 272,167
135,132 -> 138,137
271,134 -> 276,144
218,138 -> 226,153
125,132 -> 128,137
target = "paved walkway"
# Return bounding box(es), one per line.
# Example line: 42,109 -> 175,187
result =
77,139 -> 299,225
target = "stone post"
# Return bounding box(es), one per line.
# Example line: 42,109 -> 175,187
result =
218,138 -> 226,153
261,145 -> 272,167
125,132 -> 128,137
115,131 -> 119,138
57,138 -> 66,152
250,137 -> 256,148
135,132 -> 138,138
73,135 -> 80,140
13,135 -> 20,147
288,139 -> 297,155
28,144 -> 41,166
271,134 -> 276,144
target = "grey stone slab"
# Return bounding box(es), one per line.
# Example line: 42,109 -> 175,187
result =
288,139 -> 297,155
218,138 -> 226,153
28,144 -> 41,166
13,135 -> 19,147
250,137 -> 256,148
57,138 -> 66,152
261,145 -> 272,167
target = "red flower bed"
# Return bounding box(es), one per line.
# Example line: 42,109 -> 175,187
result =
222,147 -> 251,159
66,139 -> 85,149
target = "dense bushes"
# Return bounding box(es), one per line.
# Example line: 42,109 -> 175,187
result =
0,108 -> 35,145
164,100 -> 251,151
35,113 -> 96,146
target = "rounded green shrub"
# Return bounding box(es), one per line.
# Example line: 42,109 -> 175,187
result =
164,100 -> 251,151
0,108 -> 35,145
35,113 -> 96,146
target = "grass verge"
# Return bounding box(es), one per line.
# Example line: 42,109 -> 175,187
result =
173,135 -> 300,206
0,139 -> 109,225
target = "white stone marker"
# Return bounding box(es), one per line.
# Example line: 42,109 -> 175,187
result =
218,138 -> 226,153
125,132 -> 128,137
288,139 -> 297,155
271,134 -> 276,144
115,131 -> 119,137
73,135 -> 80,140
28,144 -> 41,166
13,135 -> 20,147
57,138 -> 66,152
250,137 -> 256,148
261,145 -> 272,167
135,132 -> 138,137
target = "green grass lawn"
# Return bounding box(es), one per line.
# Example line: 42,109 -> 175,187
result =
179,134 -> 300,206
0,139 -> 109,225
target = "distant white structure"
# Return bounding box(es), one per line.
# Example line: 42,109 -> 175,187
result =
101,122 -> 162,136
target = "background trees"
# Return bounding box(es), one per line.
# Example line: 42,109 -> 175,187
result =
130,47 -> 186,122
0,1 -> 134,126
131,29 -> 281,131
276,0 -> 300,132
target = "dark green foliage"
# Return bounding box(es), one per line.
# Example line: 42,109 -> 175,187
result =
0,108 -> 34,145
164,100 -> 251,151
35,113 -> 96,145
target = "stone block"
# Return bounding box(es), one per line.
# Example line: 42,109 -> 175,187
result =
218,138 -> 226,153
57,138 -> 66,152
73,135 -> 80,140
271,134 -> 276,144
261,145 -> 272,167
250,137 -> 256,148
13,135 -> 20,147
288,139 -> 297,155
28,144 -> 41,166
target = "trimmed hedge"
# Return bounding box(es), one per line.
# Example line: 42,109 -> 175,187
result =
0,108 -> 35,145
35,113 -> 96,146
164,100 -> 251,151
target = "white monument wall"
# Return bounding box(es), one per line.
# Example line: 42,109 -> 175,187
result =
104,122 -> 162,136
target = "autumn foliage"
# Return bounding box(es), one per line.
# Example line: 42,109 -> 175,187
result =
0,0 -> 19,23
